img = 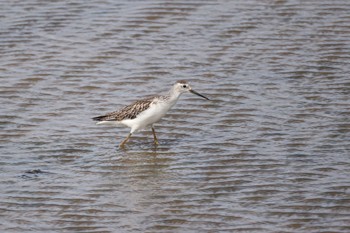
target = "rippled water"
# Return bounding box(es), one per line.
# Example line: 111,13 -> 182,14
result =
1,0 -> 350,232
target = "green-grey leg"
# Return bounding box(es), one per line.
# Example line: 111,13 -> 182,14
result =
151,126 -> 159,145
119,133 -> 132,147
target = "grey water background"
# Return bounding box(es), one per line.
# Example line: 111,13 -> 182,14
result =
1,0 -> 350,232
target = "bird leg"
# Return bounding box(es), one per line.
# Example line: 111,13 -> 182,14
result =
119,133 -> 132,148
151,126 -> 159,145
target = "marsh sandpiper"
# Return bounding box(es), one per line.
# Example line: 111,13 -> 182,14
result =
92,80 -> 209,147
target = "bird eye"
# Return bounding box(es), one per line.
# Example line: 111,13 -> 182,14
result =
182,85 -> 187,88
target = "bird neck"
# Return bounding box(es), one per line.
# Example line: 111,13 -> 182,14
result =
167,87 -> 182,103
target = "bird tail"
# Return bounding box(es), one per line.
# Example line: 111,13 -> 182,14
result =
92,115 -> 106,121
92,115 -> 121,125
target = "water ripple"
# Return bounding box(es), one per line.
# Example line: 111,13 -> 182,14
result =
1,0 -> 350,232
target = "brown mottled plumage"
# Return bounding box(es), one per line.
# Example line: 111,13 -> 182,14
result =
92,96 -> 157,122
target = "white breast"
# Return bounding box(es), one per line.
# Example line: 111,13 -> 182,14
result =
121,99 -> 177,133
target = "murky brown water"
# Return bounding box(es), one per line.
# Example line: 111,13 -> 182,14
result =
1,0 -> 350,232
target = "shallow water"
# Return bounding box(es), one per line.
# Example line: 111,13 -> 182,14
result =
1,0 -> 350,232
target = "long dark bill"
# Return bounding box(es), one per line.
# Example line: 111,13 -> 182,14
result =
190,89 -> 210,100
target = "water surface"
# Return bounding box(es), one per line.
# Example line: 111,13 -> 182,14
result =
1,0 -> 350,232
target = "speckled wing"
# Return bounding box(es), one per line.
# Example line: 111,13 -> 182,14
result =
92,96 -> 156,122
